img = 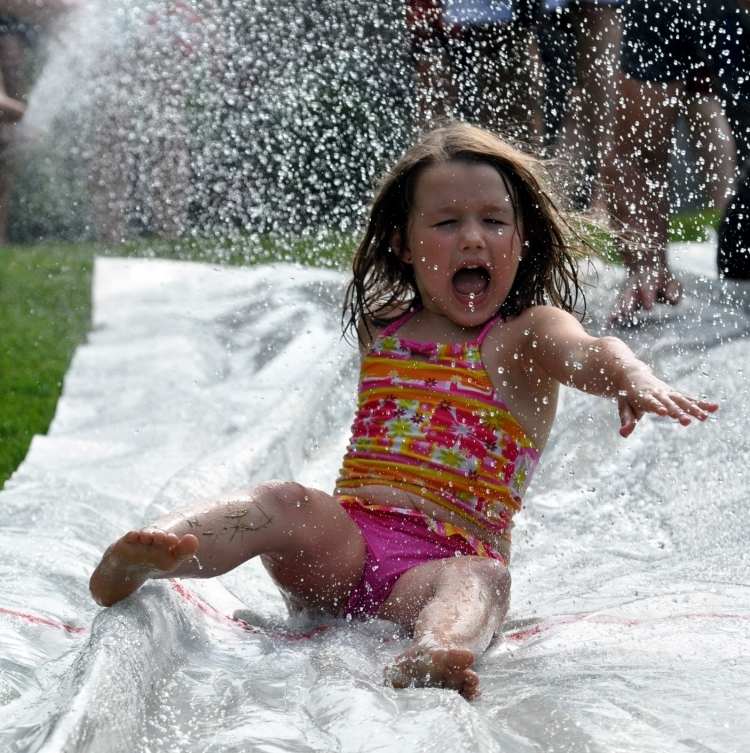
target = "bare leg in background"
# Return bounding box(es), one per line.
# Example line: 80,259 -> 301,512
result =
559,4 -> 623,210
609,77 -> 682,324
0,31 -> 26,245
686,95 -> 737,213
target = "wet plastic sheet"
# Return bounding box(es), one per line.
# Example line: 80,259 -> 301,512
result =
1,250 -> 749,752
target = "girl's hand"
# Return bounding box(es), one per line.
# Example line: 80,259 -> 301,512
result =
616,367 -> 719,438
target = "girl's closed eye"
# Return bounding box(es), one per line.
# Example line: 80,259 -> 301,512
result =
433,219 -> 456,227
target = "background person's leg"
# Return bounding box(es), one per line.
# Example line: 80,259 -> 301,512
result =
609,77 -> 681,322
0,30 -> 26,245
718,158 -> 750,278
559,2 -> 623,209
685,95 -> 737,214
450,22 -> 542,147
406,1 -> 454,127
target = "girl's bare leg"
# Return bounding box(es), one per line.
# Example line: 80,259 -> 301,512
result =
378,557 -> 510,700
89,482 -> 366,614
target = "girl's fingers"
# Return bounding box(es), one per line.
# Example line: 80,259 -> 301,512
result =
696,399 -> 719,413
637,392 -> 670,416
646,392 -> 718,425
671,393 -> 710,421
662,395 -> 692,425
618,401 -> 633,436
635,391 -> 690,424
618,400 -> 643,437
626,388 -> 718,431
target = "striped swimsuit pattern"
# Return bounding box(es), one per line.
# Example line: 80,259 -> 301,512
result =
336,309 -> 540,557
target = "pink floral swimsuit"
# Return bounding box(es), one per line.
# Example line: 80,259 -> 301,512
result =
336,308 -> 541,617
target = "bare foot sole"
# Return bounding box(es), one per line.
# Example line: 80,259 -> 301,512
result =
90,530 -> 199,606
385,646 -> 480,700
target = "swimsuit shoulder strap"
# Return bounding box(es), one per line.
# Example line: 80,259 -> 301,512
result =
474,313 -> 503,346
379,308 -> 418,337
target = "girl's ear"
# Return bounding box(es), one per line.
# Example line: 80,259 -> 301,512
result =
391,230 -> 412,263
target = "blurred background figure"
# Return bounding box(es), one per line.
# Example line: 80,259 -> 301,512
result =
609,0 -> 750,324
87,0 -> 204,243
0,0 -> 77,246
0,7 -> 32,246
406,1 -> 626,210
539,0 -> 623,211
406,0 -> 546,146
719,160 -> 750,279
684,94 -> 737,216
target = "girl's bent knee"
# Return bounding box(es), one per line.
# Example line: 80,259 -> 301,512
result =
471,558 -> 510,592
253,480 -> 313,508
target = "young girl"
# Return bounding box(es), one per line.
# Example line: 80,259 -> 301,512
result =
90,122 -> 718,700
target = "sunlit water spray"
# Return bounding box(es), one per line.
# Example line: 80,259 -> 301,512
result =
21,0 -> 417,248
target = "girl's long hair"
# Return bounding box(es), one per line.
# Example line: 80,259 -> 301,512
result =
342,121 -> 588,343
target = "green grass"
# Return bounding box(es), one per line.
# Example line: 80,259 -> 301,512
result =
0,243 -> 95,487
668,208 -> 720,243
0,210 -> 718,490
0,235 -> 354,490
581,208 -> 720,264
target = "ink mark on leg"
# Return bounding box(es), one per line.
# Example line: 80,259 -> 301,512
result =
246,503 -> 273,532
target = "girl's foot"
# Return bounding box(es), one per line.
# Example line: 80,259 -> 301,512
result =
89,530 -> 199,607
385,646 -> 480,700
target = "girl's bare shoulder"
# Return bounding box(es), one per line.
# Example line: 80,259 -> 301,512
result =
481,305 -> 572,367
485,304 -> 558,340
506,304 -> 584,337
356,304 -> 411,354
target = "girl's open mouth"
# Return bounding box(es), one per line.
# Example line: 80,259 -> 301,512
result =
452,266 -> 491,298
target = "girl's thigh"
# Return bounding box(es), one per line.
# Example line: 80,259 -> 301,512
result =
378,555 -> 510,631
259,484 -> 366,615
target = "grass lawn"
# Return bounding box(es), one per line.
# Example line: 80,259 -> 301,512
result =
0,211 -> 717,489
1,244 -> 94,488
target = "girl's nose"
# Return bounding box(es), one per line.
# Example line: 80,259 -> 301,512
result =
460,220 -> 485,250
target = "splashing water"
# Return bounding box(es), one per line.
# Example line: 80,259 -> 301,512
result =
21,0 -> 415,249
2,2 -> 750,750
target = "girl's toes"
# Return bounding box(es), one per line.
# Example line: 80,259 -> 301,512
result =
163,532 -> 179,547
461,671 -> 480,700
173,534 -> 199,557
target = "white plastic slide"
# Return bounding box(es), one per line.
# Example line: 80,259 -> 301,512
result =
1,249 -> 748,752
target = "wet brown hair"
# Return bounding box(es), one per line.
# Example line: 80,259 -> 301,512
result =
342,121 -> 588,343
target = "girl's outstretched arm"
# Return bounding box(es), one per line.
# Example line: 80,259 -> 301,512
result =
526,306 -> 718,437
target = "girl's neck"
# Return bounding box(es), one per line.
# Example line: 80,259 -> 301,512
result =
399,307 -> 493,343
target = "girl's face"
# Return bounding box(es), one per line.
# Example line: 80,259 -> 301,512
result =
397,160 -> 524,329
